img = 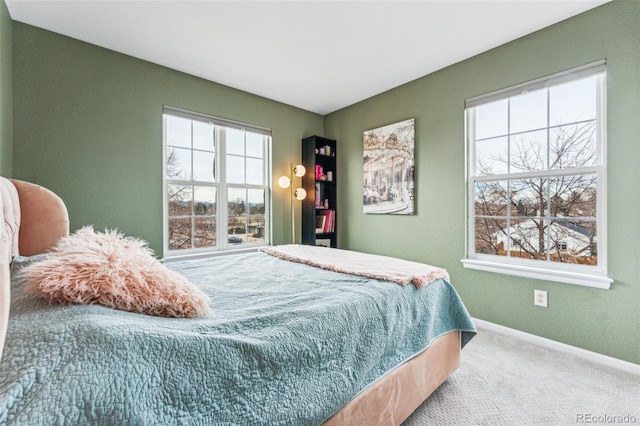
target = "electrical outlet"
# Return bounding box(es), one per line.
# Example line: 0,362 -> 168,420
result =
534,289 -> 548,307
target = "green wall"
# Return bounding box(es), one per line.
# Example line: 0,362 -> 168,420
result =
12,23 -> 323,255
0,0 -> 11,177
325,0 -> 640,363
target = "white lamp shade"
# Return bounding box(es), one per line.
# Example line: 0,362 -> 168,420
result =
294,188 -> 306,200
278,175 -> 291,189
293,165 -> 306,177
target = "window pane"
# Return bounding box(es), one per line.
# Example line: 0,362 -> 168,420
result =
194,186 -> 216,216
167,147 -> 191,180
507,218 -> 546,260
474,181 -> 507,216
510,130 -> 547,173
228,187 -> 246,215
510,89 -> 547,134
166,115 -> 191,148
247,189 -> 265,243
226,155 -> 245,184
193,150 -> 215,182
246,157 -> 264,185
247,189 -> 265,215
549,174 -> 596,218
226,128 -> 245,156
227,222 -> 246,244
193,121 -> 214,152
168,184 -> 192,217
246,132 -> 264,158
549,122 -> 597,169
475,217 -> 506,255
168,218 -> 192,250
549,219 -> 596,264
475,99 -> 508,140
510,179 -> 547,218
476,136 -> 508,176
194,217 -> 216,248
549,76 -> 597,126
228,187 -> 246,244
247,215 -> 265,244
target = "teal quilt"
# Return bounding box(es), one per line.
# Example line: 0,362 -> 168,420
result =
0,251 -> 475,425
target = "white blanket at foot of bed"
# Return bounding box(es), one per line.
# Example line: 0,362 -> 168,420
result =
260,244 -> 449,289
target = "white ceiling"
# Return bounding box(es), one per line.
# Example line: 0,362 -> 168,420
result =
6,0 -> 610,115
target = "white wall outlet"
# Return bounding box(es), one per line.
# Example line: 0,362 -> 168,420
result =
534,289 -> 548,307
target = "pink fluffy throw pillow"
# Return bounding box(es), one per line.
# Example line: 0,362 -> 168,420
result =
22,226 -> 210,318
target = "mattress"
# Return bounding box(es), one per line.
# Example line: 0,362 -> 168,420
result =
1,250 -> 475,425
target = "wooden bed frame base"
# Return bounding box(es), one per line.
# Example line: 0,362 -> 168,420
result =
324,330 -> 461,426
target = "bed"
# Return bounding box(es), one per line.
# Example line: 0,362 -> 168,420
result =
0,177 -> 476,425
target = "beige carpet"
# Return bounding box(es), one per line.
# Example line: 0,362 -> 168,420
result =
403,325 -> 640,425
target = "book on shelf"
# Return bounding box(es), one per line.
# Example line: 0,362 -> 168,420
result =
316,209 -> 335,233
315,215 -> 326,233
315,182 -> 324,207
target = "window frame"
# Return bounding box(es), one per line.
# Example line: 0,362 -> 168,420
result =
162,106 -> 271,259
462,61 -> 612,289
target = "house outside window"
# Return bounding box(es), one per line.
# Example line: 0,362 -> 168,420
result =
163,107 -> 271,257
462,61 -> 612,289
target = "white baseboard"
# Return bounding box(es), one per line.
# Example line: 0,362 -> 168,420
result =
472,318 -> 640,376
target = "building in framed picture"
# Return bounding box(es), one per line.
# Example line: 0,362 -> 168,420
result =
363,118 -> 415,215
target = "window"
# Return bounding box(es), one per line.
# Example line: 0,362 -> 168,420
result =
463,61 -> 612,289
163,107 -> 270,257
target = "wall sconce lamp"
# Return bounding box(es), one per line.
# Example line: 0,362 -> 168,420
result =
279,163 -> 306,244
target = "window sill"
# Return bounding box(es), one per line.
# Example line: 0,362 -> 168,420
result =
163,246 -> 263,263
461,258 -> 612,289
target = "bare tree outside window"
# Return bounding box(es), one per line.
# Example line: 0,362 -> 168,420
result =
474,119 -> 598,264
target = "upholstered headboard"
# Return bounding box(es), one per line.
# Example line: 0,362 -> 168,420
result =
0,177 -> 69,362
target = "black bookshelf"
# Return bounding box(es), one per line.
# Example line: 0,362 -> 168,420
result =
301,136 -> 337,248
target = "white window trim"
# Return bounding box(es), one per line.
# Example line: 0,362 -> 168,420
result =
462,60 -> 612,289
461,259 -> 612,289
162,106 -> 272,258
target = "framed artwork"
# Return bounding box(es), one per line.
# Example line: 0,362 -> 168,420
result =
363,118 -> 415,215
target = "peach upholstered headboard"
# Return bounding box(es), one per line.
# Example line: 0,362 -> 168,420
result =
0,177 -> 69,362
